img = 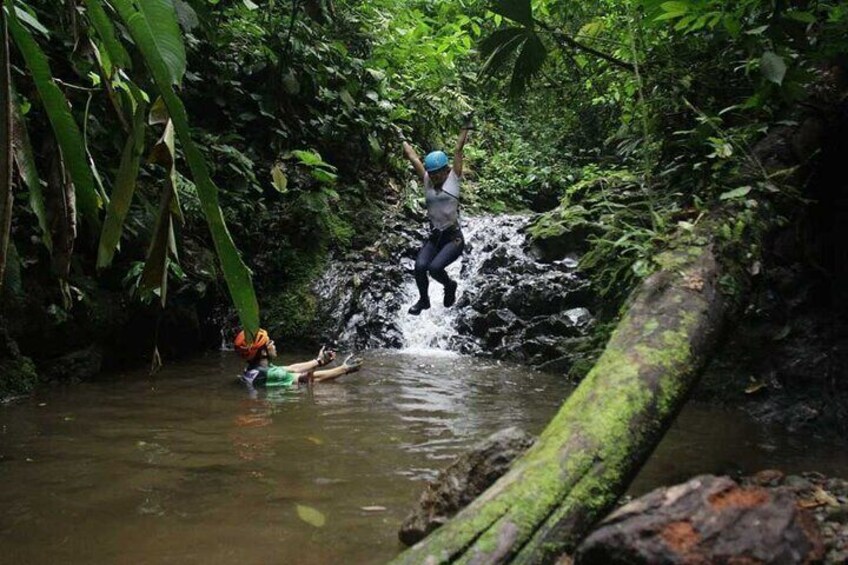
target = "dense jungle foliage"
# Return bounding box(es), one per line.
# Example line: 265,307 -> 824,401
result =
0,0 -> 846,395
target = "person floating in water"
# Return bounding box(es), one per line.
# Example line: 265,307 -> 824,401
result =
400,114 -> 473,315
234,329 -> 362,390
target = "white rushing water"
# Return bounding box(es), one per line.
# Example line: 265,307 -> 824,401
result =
398,215 -> 529,354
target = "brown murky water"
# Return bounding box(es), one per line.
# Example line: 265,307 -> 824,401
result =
1,350 -> 846,564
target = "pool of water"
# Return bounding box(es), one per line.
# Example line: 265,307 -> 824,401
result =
1,350 -> 846,564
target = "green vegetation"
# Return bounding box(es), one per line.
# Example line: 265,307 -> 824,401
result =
0,0 -> 845,387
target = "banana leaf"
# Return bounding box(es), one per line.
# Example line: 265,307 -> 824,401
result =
111,0 -> 259,336
6,1 -> 100,227
11,93 -> 51,251
140,183 -> 174,308
137,0 -> 186,85
97,101 -> 147,268
83,0 -> 131,72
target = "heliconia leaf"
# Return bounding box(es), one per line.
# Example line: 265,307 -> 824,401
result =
760,51 -> 786,86
83,0 -> 131,71
140,185 -> 175,307
11,94 -> 51,251
296,505 -> 326,528
128,0 -> 187,86
13,5 -> 48,37
7,3 -> 100,227
112,0 -> 259,336
147,116 -> 184,224
97,101 -> 147,269
489,0 -> 533,28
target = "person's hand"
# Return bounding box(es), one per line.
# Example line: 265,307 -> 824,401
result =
298,370 -> 316,385
342,354 -> 363,373
392,124 -> 408,143
316,346 -> 336,367
461,111 -> 475,130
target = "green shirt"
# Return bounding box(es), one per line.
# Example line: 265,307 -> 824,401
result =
241,364 -> 296,388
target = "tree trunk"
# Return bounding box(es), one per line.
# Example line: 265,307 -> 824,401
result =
0,6 -> 14,295
392,115 -> 829,564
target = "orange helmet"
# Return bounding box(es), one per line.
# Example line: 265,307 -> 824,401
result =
234,329 -> 271,361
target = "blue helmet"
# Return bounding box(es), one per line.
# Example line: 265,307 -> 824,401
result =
424,151 -> 449,172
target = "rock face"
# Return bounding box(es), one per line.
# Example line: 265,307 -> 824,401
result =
398,427 -> 534,546
575,475 -> 824,565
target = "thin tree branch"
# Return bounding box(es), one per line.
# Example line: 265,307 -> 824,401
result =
535,19 -> 636,72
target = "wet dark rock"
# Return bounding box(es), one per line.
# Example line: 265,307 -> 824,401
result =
398,427 -> 534,546
576,475 -> 824,565
528,222 -> 599,263
40,345 -> 104,383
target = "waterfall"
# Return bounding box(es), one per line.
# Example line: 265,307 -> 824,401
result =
313,213 -> 593,370
397,216 -> 529,353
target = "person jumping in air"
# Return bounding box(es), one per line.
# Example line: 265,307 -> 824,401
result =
234,329 -> 363,392
400,114 -> 473,315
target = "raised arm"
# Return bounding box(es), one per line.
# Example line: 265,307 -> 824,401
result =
402,140 -> 426,180
284,347 -> 335,373
453,113 -> 473,177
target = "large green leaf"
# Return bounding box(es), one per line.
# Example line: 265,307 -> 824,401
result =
140,183 -> 175,307
83,0 -> 131,71
509,32 -> 547,98
139,116 -> 182,306
97,101 -> 146,268
112,0 -> 259,335
479,27 -> 526,77
760,51 -> 786,85
7,2 -> 100,227
11,93 -> 51,251
135,0 -> 186,85
489,0 -> 533,27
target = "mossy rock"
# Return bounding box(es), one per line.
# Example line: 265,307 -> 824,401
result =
527,206 -> 602,262
264,286 -> 319,342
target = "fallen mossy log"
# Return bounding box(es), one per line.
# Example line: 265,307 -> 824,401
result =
392,115 -> 830,564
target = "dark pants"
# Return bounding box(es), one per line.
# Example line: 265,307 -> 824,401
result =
415,226 -> 465,301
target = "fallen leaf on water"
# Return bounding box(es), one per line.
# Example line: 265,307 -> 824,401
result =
361,506 -> 387,512
306,436 -> 324,445
297,505 -> 326,528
